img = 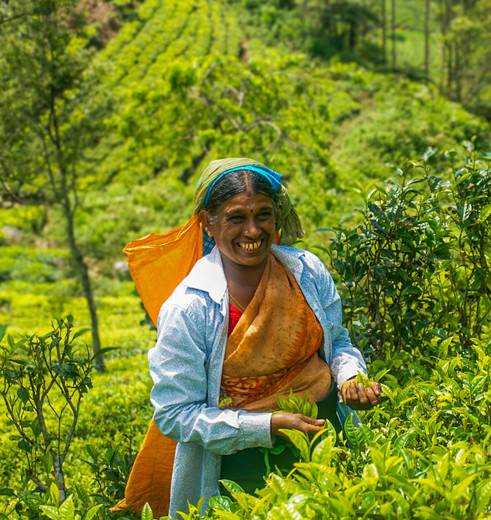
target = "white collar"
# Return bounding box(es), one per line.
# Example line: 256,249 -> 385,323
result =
181,246 -> 228,305
181,244 -> 306,304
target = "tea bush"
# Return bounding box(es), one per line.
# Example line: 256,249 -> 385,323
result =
0,317 -> 96,504
323,146 -> 491,362
0,247 -> 68,285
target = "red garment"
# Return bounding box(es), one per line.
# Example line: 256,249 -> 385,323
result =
228,304 -> 243,336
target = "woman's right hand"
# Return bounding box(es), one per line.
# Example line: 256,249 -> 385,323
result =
271,412 -> 325,438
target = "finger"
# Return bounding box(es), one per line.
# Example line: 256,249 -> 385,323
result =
342,379 -> 355,403
347,381 -> 358,403
297,414 -> 325,426
291,415 -> 325,434
345,383 -> 371,410
370,381 -> 382,397
367,382 -> 381,406
364,386 -> 379,407
345,382 -> 362,409
355,383 -> 369,407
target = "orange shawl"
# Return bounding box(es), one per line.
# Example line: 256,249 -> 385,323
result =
222,254 -> 332,412
112,217 -> 203,517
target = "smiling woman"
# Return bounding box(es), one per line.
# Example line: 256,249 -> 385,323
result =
116,157 -> 381,520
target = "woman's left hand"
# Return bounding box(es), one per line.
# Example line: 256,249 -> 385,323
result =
342,378 -> 381,410
271,413 -> 325,438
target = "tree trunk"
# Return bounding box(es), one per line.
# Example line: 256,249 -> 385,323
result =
439,0 -> 447,94
454,40 -> 461,101
63,198 -> 104,371
391,0 -> 396,70
51,451 -> 66,503
445,0 -> 454,98
48,86 -> 105,371
424,0 -> 430,80
447,41 -> 453,96
381,0 -> 387,63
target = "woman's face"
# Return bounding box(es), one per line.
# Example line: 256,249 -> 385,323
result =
205,191 -> 276,269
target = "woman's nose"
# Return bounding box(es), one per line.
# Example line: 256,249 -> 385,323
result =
244,219 -> 260,238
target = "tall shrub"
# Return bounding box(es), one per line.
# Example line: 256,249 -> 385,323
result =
323,145 -> 491,361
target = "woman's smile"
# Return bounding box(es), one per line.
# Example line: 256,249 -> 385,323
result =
238,239 -> 262,252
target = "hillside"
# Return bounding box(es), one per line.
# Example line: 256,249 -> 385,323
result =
67,0 -> 489,264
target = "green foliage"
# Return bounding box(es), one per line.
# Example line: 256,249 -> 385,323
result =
276,389 -> 318,419
353,370 -> 371,390
0,481 -> 101,520
72,179 -> 192,263
83,433 -> 138,507
323,145 -> 491,360
39,483 -> 102,520
0,317 -> 95,502
0,246 -> 68,284
0,206 -> 46,238
229,0 -> 491,118
0,0 -> 103,199
200,337 -> 491,518
329,79 -> 488,193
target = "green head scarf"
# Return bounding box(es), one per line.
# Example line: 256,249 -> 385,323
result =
193,157 -> 304,246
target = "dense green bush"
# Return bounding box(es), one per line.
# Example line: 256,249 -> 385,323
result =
0,247 -> 67,284
323,146 -> 491,362
329,81 -> 489,190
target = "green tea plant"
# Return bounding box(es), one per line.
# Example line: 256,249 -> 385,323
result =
37,482 -> 102,520
276,390 -> 318,419
139,502 -> 171,520
322,145 -> 491,361
84,440 -> 138,510
0,317 -> 95,505
182,336 -> 491,519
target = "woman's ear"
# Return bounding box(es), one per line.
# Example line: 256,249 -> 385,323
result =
199,210 -> 213,237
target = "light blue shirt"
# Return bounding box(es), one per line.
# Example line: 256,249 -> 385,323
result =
148,244 -> 366,518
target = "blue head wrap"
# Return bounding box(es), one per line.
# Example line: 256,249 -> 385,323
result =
203,165 -> 282,207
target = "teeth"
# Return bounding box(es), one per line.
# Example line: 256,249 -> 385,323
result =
239,240 -> 262,251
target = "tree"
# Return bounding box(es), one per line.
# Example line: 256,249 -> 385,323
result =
381,0 -> 387,63
424,0 -> 431,78
437,0 -> 491,112
0,0 -> 109,369
390,0 -> 396,70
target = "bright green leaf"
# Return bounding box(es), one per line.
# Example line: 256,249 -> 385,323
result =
141,502 -> 153,520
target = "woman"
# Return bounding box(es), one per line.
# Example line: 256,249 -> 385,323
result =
120,158 -> 381,519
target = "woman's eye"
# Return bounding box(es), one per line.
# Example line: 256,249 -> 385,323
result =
228,216 -> 244,223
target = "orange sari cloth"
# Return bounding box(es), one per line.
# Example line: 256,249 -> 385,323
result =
222,254 -> 332,412
112,216 -> 203,517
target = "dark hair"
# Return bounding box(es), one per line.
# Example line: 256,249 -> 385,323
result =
205,170 -> 280,217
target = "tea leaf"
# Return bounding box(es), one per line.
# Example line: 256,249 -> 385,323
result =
141,502 -> 153,520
